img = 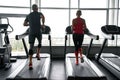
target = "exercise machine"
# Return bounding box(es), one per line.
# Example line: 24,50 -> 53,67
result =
65,26 -> 107,80
95,25 -> 120,79
0,17 -> 16,69
7,26 -> 51,80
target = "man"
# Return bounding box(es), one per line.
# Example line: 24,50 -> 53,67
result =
23,4 -> 45,70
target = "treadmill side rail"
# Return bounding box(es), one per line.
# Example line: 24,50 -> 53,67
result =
39,57 -> 51,79
66,55 -> 75,78
84,56 -> 106,77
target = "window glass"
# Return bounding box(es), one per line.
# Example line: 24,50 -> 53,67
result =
41,9 -> 69,46
69,10 -> 107,46
41,0 -> 69,8
71,10 -> 106,37
80,0 -> 107,8
117,10 -> 120,46
119,0 -> 120,8
0,8 -> 29,14
117,38 -> 120,46
1,0 -> 119,48
1,17 -> 27,56
119,10 -> 120,26
0,0 -> 30,7
109,0 -> 119,8
71,0 -> 78,8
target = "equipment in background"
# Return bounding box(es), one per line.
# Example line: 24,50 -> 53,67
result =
95,25 -> 120,79
0,17 -> 17,69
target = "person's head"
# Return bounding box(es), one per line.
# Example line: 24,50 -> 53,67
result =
32,4 -> 38,11
76,10 -> 82,17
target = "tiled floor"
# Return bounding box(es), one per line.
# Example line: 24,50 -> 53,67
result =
0,59 -> 26,80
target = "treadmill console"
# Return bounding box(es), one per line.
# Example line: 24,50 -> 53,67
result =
101,25 -> 120,34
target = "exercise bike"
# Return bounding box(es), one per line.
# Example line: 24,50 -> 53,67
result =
0,17 -> 17,69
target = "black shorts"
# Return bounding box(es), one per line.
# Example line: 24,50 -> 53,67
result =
29,33 -> 42,44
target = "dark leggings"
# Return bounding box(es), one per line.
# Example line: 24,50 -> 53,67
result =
73,33 -> 84,51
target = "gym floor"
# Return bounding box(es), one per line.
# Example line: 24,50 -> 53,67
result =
0,59 -> 25,80
0,59 -> 119,80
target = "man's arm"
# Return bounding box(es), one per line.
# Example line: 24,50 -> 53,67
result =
40,14 -> 45,27
23,20 -> 29,26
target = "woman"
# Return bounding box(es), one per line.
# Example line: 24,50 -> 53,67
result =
72,10 -> 87,65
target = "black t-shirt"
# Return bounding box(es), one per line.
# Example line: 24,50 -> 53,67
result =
25,11 -> 43,34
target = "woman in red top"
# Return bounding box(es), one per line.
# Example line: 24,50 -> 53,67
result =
72,10 -> 86,65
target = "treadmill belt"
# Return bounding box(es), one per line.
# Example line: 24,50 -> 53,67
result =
103,58 -> 120,71
70,58 -> 98,77
15,58 -> 46,78
106,58 -> 120,67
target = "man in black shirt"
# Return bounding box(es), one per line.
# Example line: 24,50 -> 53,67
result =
23,4 -> 45,70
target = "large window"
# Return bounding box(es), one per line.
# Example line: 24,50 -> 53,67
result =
0,0 -> 30,14
70,10 -> 106,36
117,10 -> 120,46
71,0 -> 78,8
41,0 -> 69,8
0,8 -> 29,14
0,0 -> 120,54
69,10 -> 106,46
41,9 -> 69,46
80,0 -> 107,8
0,0 -> 30,7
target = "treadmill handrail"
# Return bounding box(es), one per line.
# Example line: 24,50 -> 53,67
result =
15,26 -> 52,58
64,26 -> 99,58
15,32 -> 28,40
101,31 -> 114,40
85,32 -> 99,40
65,26 -> 99,40
84,28 -> 99,40
15,25 -> 51,40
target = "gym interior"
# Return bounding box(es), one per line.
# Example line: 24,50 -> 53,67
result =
0,0 -> 120,80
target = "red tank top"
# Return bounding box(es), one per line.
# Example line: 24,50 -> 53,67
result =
73,18 -> 85,34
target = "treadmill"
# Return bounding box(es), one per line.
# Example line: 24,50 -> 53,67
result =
95,25 -> 120,79
6,26 -> 51,80
65,26 -> 107,80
